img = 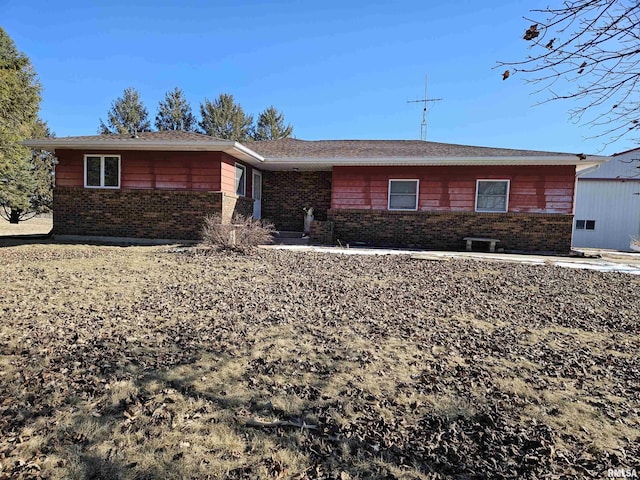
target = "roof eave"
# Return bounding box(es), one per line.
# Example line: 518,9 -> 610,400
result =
21,140 -> 606,170
21,139 -> 265,165
259,155 -> 607,171
228,142 -> 265,164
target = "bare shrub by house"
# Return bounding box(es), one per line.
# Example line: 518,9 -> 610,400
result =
201,214 -> 275,251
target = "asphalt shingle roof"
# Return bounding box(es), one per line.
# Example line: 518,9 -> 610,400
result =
54,131 -> 224,142
245,138 -> 573,158
26,133 -> 590,162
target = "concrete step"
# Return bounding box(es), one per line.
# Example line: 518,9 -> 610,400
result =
276,231 -> 305,238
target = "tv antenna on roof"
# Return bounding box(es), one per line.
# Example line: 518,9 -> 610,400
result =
407,75 -> 442,141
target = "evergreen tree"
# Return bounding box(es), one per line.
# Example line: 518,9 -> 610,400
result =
253,106 -> 293,140
155,87 -> 196,131
25,120 -> 55,220
198,93 -> 253,141
99,87 -> 151,135
0,27 -> 48,223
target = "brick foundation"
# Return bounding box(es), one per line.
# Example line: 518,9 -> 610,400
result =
53,187 -> 253,240
327,209 -> 573,253
262,171 -> 332,231
309,220 -> 334,245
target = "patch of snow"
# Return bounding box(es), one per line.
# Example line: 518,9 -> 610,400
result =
266,245 -> 640,275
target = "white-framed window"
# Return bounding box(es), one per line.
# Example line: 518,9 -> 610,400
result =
575,219 -> 596,230
475,179 -> 510,212
388,179 -> 419,211
84,155 -> 120,189
235,163 -> 246,197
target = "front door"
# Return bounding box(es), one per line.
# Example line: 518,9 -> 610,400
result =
252,171 -> 262,219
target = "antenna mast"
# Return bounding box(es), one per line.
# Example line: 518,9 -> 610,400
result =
407,75 -> 442,141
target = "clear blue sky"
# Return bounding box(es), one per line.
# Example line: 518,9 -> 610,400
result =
2,0 -> 635,155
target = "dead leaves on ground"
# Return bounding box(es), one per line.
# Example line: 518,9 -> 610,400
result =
0,246 -> 639,479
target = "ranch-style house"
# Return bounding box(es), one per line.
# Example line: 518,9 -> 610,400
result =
24,131 -> 605,252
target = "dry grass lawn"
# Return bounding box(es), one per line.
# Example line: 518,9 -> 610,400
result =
0,244 -> 638,479
0,216 -> 52,236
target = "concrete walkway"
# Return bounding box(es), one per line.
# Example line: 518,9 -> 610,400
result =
264,245 -> 640,275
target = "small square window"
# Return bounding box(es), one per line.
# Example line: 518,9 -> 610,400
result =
575,219 -> 595,231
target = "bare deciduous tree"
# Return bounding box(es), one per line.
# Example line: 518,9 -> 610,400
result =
499,1 -> 640,146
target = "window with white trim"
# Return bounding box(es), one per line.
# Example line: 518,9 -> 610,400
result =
388,179 -> 419,210
475,180 -> 509,212
235,163 -> 246,196
84,155 -> 120,188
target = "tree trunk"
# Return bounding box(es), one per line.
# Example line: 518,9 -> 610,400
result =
9,209 -> 22,224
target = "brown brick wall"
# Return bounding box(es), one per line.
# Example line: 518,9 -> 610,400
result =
309,220 -> 334,245
327,209 -> 573,253
262,171 -> 332,231
53,187 -> 227,240
221,194 -> 254,223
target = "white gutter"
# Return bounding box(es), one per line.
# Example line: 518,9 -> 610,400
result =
259,155 -> 608,170
228,141 -> 265,162
22,139 -> 265,165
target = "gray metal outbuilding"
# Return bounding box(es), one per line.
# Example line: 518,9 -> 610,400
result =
573,148 -> 640,251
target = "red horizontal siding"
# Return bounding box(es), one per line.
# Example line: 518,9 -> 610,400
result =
191,181 -> 218,190
331,165 -> 576,214
56,179 -> 80,187
125,173 -> 155,181
192,168 -> 218,176
125,167 -> 154,174
156,181 -> 190,189
54,154 -> 84,185
220,153 -> 253,197
155,174 -> 189,183
55,172 -> 80,180
510,195 -> 539,206
54,149 -> 228,191
121,180 -> 153,189
220,161 -> 236,193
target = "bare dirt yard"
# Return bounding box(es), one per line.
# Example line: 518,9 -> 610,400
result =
0,244 -> 638,479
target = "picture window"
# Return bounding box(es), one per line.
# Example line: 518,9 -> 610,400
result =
388,180 -> 419,210
476,180 -> 509,212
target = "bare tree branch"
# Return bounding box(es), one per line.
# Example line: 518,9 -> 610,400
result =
498,0 -> 640,148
